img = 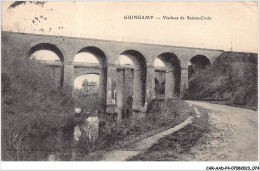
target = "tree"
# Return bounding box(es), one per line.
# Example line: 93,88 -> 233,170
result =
1,58 -> 75,161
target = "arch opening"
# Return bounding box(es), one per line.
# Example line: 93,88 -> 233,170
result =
74,74 -> 99,90
155,52 -> 181,99
73,74 -> 99,109
74,52 -> 99,64
73,46 -> 107,109
28,44 -> 64,88
28,43 -> 64,62
189,55 -> 210,79
117,55 -> 134,66
75,46 -> 106,67
116,50 -> 147,112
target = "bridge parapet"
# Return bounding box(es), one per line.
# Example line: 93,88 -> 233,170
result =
73,62 -> 100,68
36,60 -> 62,66
37,60 -> 167,72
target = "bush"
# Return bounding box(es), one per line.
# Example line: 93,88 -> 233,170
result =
73,90 -> 100,117
113,99 -> 194,146
1,58 -> 75,161
184,52 -> 257,109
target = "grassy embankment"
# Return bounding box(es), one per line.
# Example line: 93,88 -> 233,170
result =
82,99 -> 196,161
1,58 -> 76,161
128,105 -> 209,161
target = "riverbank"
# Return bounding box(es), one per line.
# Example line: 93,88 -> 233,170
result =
81,99 -> 195,161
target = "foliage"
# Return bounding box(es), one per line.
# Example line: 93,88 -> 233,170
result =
155,81 -> 165,95
1,58 -> 75,161
72,88 -> 100,121
71,86 -> 102,159
184,52 -> 257,109
107,99 -> 194,149
127,105 -> 209,161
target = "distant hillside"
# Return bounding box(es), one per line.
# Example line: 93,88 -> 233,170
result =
183,51 -> 257,109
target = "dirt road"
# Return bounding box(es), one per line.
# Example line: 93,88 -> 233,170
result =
98,101 -> 258,161
186,101 -> 258,161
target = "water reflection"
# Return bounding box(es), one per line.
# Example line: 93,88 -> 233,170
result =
73,108 -> 99,143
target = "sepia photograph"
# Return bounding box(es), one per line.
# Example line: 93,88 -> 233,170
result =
0,1 -> 259,170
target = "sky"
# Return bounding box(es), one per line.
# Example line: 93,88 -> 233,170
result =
1,1 -> 258,89
2,1 -> 258,52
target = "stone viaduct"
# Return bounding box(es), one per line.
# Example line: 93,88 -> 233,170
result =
2,31 -> 223,123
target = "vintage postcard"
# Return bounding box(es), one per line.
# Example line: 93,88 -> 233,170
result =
1,1 -> 258,170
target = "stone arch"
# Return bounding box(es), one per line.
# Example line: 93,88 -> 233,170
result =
74,46 -> 107,107
74,70 -> 100,79
189,55 -> 210,78
75,46 -> 107,68
118,50 -> 147,109
27,43 -> 64,87
155,52 -> 181,99
27,43 -> 64,62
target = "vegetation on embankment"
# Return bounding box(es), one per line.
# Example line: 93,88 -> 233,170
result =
83,99 -> 195,159
118,100 -> 194,142
184,52 -> 257,109
128,105 -> 209,161
1,57 -> 76,161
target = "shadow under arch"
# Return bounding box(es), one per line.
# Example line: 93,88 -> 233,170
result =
118,50 -> 147,110
74,46 -> 107,109
156,52 -> 181,99
155,78 -> 160,89
189,55 -> 211,79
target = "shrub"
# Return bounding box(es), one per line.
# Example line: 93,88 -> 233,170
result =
113,99 -> 194,145
184,52 -> 257,108
1,57 -> 75,161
